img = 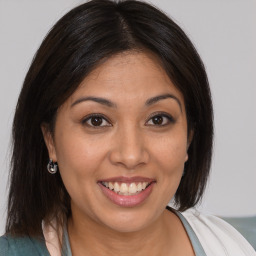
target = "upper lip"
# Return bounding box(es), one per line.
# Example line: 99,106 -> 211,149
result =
98,176 -> 156,183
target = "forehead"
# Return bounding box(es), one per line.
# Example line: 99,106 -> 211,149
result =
87,51 -> 166,79
69,51 -> 184,105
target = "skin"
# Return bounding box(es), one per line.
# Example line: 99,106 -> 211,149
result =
42,51 -> 194,255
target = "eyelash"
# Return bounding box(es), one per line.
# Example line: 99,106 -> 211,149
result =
146,112 -> 175,126
81,113 -> 111,128
81,112 -> 175,128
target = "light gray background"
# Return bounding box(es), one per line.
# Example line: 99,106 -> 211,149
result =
0,0 -> 255,235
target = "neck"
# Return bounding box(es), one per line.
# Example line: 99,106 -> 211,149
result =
68,209 -> 177,256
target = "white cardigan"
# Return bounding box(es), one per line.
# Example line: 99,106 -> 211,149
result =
181,209 -> 256,256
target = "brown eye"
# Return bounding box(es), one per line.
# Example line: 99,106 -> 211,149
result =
91,116 -> 103,126
146,113 -> 174,126
152,115 -> 163,125
82,114 -> 111,128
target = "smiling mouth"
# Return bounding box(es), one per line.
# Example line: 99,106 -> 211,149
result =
98,177 -> 156,207
100,181 -> 152,196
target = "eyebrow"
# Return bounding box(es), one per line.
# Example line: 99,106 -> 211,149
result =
71,93 -> 182,111
71,96 -> 117,108
145,94 -> 182,111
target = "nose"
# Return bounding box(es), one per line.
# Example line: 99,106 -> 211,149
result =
109,125 -> 149,170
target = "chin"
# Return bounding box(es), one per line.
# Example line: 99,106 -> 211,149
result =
96,206 -> 160,234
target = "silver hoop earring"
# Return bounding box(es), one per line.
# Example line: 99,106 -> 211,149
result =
47,159 -> 58,174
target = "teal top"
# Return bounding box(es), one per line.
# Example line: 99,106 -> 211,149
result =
0,211 -> 206,256
0,235 -> 50,256
175,211 -> 206,256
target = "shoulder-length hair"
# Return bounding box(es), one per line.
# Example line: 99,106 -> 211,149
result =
6,0 -> 213,236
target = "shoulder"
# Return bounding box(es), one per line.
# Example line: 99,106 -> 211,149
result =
181,209 -> 256,256
0,236 -> 9,255
0,234 -> 50,256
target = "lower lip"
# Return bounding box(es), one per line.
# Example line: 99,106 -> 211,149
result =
98,182 -> 155,207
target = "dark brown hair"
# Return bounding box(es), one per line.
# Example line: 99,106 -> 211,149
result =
6,0 -> 213,236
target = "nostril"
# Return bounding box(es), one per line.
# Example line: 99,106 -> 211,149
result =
109,148 -> 149,169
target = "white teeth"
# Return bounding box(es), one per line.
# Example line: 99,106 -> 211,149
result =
102,181 -> 150,195
120,183 -> 128,193
128,183 -> 137,194
102,181 -> 107,187
109,182 -> 114,190
137,182 -> 142,191
114,182 -> 120,192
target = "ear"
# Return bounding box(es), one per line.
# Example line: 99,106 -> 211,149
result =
41,123 -> 57,162
185,129 -> 194,162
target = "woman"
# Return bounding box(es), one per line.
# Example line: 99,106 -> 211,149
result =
0,0 -> 255,255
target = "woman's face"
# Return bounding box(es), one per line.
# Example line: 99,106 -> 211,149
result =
43,51 -> 189,232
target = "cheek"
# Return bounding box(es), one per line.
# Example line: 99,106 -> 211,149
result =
150,132 -> 187,195
151,132 -> 187,168
54,129 -> 107,181
54,134 -> 107,208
